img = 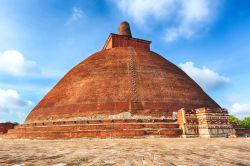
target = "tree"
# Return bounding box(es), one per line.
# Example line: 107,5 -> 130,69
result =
229,115 -> 241,125
241,117 -> 250,129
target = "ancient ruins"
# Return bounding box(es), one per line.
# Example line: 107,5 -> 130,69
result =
0,123 -> 17,134
0,21 -> 235,139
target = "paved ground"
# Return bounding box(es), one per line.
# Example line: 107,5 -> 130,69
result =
0,137 -> 249,166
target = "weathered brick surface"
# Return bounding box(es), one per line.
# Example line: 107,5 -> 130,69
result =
25,47 -> 219,123
2,119 -> 182,139
178,108 -> 235,137
104,34 -> 151,50
0,123 -> 16,134
4,22 -> 221,139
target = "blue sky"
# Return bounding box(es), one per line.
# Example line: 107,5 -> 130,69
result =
0,0 -> 250,123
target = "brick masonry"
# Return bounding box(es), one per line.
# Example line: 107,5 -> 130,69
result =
25,47 -> 220,123
177,107 -> 235,137
0,123 -> 17,134
0,22 -> 226,139
2,119 -> 182,139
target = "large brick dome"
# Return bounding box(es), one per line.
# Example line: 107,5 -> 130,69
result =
25,30 -> 219,123
1,22 -> 224,139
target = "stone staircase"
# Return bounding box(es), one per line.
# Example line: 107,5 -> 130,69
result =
2,119 -> 182,139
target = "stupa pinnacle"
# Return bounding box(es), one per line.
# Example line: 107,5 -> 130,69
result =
117,21 -> 132,37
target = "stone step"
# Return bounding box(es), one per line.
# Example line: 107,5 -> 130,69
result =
8,127 -> 181,134
9,128 -> 181,133
9,124 -> 142,133
20,119 -> 177,128
3,129 -> 182,139
10,123 -> 179,133
3,130 -> 145,139
3,119 -> 181,139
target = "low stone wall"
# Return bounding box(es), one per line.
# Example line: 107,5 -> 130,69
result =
233,124 -> 250,137
0,123 -> 17,134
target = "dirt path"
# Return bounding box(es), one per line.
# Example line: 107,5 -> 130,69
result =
0,138 -> 249,166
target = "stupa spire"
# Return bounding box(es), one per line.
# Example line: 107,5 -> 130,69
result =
117,21 -> 132,38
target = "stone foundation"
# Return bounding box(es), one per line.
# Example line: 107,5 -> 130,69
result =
1,119 -> 182,139
1,108 -> 238,139
177,107 -> 235,138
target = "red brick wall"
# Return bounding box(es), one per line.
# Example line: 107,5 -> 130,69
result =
103,34 -> 151,50
0,123 -> 16,134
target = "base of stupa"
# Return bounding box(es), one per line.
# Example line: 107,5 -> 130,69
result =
177,107 -> 236,138
1,119 -> 182,139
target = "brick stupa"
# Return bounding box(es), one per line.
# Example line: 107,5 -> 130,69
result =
2,22 -> 235,139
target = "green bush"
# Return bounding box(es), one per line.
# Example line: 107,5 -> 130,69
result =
229,115 -> 250,129
241,117 -> 250,129
229,115 -> 241,125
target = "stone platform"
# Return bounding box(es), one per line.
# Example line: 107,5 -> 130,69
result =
1,119 -> 182,139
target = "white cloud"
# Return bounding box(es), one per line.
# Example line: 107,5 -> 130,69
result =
71,7 -> 84,21
116,0 -> 176,24
0,88 -> 33,123
0,50 -> 40,76
114,0 -> 220,42
165,0 -> 214,42
179,61 -> 229,90
229,103 -> 250,119
0,89 -> 33,112
66,7 -> 84,25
